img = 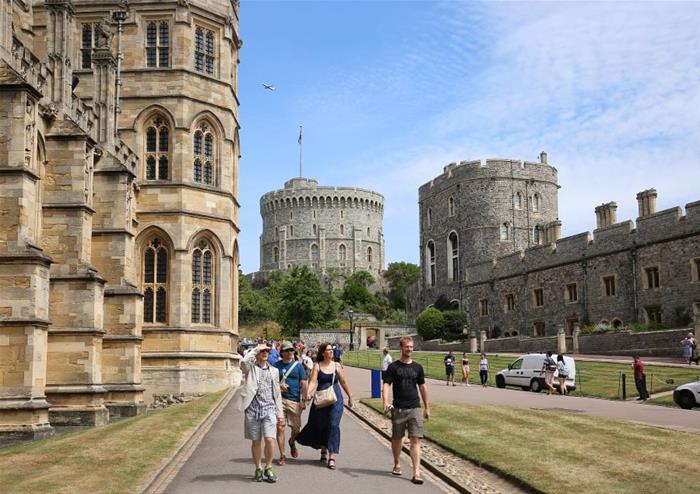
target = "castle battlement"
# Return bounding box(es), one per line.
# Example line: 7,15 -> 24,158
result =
420,156 -> 558,199
465,197 -> 700,286
261,177 -> 384,213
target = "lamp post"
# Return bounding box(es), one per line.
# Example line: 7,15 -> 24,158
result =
348,307 -> 354,351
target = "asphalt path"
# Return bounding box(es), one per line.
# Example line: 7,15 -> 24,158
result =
164,393 -> 450,494
342,365 -> 700,433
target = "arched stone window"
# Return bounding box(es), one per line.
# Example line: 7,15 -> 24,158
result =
273,246 -> 279,263
427,207 -> 432,227
367,227 -> 370,237
532,193 -> 541,212
310,243 -> 319,269
313,224 -> 317,235
340,224 -> 344,235
426,240 -> 436,287
533,225 -> 543,245
367,246 -> 373,263
500,223 -> 510,241
146,21 -> 169,68
145,116 -> 169,180
143,238 -> 168,323
192,239 -> 214,324
447,232 -> 459,281
338,243 -> 347,261
289,225 -> 294,237
515,192 -> 522,210
193,122 -> 215,185
448,197 -> 455,217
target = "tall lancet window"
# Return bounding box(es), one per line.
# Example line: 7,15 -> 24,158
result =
192,240 -> 214,324
145,116 -> 169,180
143,238 -> 168,323
193,122 -> 215,185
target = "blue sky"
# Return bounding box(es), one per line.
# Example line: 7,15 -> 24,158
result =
237,1 -> 700,274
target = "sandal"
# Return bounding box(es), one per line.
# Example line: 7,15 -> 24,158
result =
289,439 -> 299,458
276,455 -> 286,466
391,466 -> 402,476
327,458 -> 336,470
411,476 -> 424,485
320,451 -> 328,463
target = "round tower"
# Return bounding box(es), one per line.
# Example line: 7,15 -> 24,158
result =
416,155 -> 559,305
260,177 -> 385,277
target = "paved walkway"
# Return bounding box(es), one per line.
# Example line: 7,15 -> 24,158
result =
164,394 -> 450,494
343,366 -> 700,433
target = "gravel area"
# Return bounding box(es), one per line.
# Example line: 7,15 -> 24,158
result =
350,402 -> 533,494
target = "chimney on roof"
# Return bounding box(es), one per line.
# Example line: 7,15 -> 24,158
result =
595,202 -> 618,229
636,188 -> 657,218
543,219 -> 562,244
539,151 -> 548,164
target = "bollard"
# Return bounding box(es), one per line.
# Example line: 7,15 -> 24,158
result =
621,373 -> 627,400
371,369 -> 382,399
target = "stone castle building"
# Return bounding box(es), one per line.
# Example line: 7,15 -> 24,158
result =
0,0 -> 240,440
407,154 -> 700,338
259,177 -> 385,277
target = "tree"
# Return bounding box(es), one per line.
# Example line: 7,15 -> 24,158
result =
384,262 -> 420,309
441,310 -> 468,341
416,307 -> 444,341
276,266 -> 338,335
341,270 -> 375,307
238,275 -> 274,324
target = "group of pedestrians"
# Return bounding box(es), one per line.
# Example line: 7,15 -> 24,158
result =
681,332 -> 698,365
442,351 -> 490,387
542,351 -> 570,395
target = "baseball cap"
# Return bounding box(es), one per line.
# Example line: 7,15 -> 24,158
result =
281,341 -> 294,352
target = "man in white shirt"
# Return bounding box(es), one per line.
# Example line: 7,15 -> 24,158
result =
382,348 -> 393,374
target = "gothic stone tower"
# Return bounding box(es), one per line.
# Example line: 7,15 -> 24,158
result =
64,0 -> 242,400
260,177 -> 385,277
409,154 -> 559,320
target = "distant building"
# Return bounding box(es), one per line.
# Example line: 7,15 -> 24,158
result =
259,177 -> 385,277
407,153 -> 700,338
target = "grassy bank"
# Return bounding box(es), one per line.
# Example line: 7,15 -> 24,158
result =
362,398 -> 698,494
1,390 -> 226,494
345,350 -> 699,400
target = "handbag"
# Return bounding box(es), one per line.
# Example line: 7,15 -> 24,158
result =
313,364 -> 337,408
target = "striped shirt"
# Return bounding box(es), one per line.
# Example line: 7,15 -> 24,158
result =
245,364 -> 276,420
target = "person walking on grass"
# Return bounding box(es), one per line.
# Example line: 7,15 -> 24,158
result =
461,352 -> 470,387
383,336 -> 430,485
632,355 -> 649,401
478,353 -> 489,387
556,354 -> 568,395
232,343 -> 284,483
542,351 -> 557,395
274,341 -> 308,466
444,351 -> 456,386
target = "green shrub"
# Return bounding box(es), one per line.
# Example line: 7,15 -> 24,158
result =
441,310 -> 468,341
416,307 -> 444,340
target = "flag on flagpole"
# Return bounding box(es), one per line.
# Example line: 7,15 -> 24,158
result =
298,126 -> 303,144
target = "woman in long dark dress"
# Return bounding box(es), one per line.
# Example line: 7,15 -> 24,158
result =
297,342 -> 354,470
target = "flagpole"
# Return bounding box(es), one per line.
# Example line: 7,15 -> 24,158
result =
298,125 -> 303,178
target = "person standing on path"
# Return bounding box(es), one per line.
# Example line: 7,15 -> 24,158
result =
461,352 -> 470,387
297,342 -> 354,470
231,343 -> 284,483
542,351 -> 557,395
681,333 -> 696,365
556,354 -> 568,395
478,353 -> 489,387
632,355 -> 649,401
274,341 -> 308,465
382,348 -> 393,377
382,336 -> 431,485
444,351 -> 456,386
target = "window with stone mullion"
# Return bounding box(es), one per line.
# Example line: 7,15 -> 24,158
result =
143,239 -> 168,323
191,242 -> 214,324
193,128 -> 215,185
145,118 -> 169,180
81,24 -> 94,69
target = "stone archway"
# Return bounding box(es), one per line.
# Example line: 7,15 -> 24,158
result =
357,325 -> 386,350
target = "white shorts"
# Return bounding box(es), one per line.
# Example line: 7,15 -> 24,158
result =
244,411 -> 277,440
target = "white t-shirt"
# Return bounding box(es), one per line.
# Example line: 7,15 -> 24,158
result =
382,354 -> 393,371
302,355 -> 314,372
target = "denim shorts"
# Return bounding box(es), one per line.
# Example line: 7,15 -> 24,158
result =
244,410 -> 277,440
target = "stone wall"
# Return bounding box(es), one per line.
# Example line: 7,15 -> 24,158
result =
260,177 -> 385,277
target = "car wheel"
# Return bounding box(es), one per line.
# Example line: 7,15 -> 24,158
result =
496,375 -> 506,388
676,391 -> 696,410
530,379 -> 542,393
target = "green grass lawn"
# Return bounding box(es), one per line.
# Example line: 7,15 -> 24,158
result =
0,390 -> 226,494
362,398 -> 699,494
345,350 -> 700,400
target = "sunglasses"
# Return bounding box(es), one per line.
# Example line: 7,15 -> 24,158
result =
282,349 -> 293,352
258,349 -> 270,354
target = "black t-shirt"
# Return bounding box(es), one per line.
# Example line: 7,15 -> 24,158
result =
383,360 -> 425,409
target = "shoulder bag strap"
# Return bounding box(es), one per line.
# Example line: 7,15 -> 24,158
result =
281,360 -> 299,383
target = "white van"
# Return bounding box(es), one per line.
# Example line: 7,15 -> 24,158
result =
495,353 -> 577,393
